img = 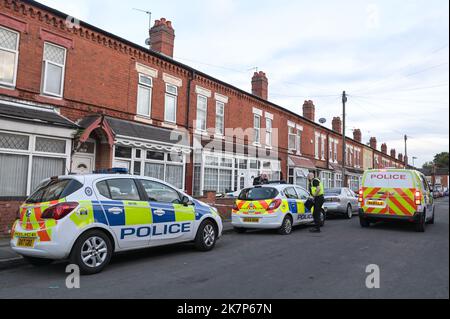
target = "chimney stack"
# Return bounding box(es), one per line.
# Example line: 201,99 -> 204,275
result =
381,143 -> 388,154
149,18 -> 175,57
332,117 -> 342,134
390,149 -> 396,158
353,129 -> 362,143
370,137 -> 377,150
398,153 -> 403,162
251,71 -> 268,100
303,100 -> 315,122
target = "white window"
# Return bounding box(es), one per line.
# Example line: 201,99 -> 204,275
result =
0,26 -> 19,87
334,141 -> 338,162
137,74 -> 153,117
164,84 -> 178,123
329,140 -> 333,162
265,118 -> 272,147
296,130 -> 302,154
315,133 -> 320,159
288,127 -> 296,151
196,95 -> 208,131
0,131 -> 70,196
42,42 -> 66,97
254,114 -> 261,144
215,101 -> 225,135
321,136 -> 326,160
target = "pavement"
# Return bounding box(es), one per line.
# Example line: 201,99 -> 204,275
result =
0,199 -> 448,299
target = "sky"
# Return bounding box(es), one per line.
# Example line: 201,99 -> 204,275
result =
38,0 -> 449,167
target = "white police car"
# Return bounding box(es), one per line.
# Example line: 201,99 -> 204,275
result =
232,184 -> 325,235
10,169 -> 223,275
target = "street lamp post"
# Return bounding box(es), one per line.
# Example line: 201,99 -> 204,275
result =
342,91 -> 347,187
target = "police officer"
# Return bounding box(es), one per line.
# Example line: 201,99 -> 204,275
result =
308,173 -> 325,233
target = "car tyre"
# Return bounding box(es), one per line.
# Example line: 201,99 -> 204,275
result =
415,211 -> 426,233
278,216 -> 293,235
360,216 -> 370,228
69,230 -> 113,275
234,227 -> 247,234
23,256 -> 53,267
426,207 -> 435,225
195,220 -> 217,252
346,205 -> 353,220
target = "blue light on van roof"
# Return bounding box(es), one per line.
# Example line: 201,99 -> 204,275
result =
93,168 -> 129,174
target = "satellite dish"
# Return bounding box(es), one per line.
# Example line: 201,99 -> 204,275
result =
319,118 -> 327,124
145,38 -> 151,46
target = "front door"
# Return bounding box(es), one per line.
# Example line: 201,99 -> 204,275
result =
72,153 -> 95,174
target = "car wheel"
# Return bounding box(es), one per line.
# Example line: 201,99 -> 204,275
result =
360,216 -> 370,228
278,216 -> 293,235
415,211 -> 426,233
195,220 -> 217,252
346,205 -> 353,220
23,256 -> 53,267
426,207 -> 435,225
234,227 -> 247,234
70,230 -> 113,275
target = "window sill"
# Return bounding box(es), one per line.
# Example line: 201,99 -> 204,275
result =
134,116 -> 153,125
161,122 -> 178,129
214,134 -> 225,140
253,143 -> 262,148
265,146 -> 273,150
195,129 -> 209,137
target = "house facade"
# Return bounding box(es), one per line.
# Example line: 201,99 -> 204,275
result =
0,0 -> 406,235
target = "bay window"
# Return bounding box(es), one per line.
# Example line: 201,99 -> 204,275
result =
42,42 -> 67,97
0,26 -> 19,87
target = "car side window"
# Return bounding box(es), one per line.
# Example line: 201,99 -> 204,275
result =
295,187 -> 309,200
96,179 -> 141,201
139,179 -> 181,204
284,187 -> 299,199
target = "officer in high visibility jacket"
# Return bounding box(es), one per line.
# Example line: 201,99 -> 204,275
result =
308,173 -> 325,233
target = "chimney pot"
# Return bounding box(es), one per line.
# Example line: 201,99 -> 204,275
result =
390,149 -> 396,158
332,117 -> 342,134
251,71 -> 269,100
398,153 -> 403,162
303,100 -> 316,122
149,17 -> 175,57
381,143 -> 388,154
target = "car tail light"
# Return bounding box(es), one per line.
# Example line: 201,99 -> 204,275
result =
358,189 -> 363,203
268,199 -> 282,211
415,190 -> 422,205
41,202 -> 79,220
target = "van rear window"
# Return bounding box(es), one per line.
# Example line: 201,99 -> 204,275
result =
26,179 -> 83,204
363,172 -> 414,188
238,187 -> 279,201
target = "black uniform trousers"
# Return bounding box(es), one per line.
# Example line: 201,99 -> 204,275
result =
313,195 -> 325,229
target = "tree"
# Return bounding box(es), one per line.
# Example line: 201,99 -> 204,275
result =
422,161 -> 433,170
434,152 -> 449,169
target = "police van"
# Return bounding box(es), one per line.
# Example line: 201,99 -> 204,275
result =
232,184 -> 325,235
10,170 -> 223,274
358,169 -> 435,232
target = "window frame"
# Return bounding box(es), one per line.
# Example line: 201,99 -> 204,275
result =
41,42 -> 67,98
137,178 -> 182,204
288,126 -> 296,151
196,94 -> 208,132
265,117 -> 273,147
253,114 -> 261,145
96,178 -> 143,201
0,26 -> 20,88
164,84 -> 178,123
215,100 -> 225,136
136,74 -> 153,118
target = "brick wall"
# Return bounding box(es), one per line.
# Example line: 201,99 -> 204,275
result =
0,200 -> 22,238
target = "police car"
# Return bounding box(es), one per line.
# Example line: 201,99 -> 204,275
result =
10,169 -> 223,275
231,183 -> 325,235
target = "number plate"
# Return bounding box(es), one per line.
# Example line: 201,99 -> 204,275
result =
17,237 -> 36,248
367,200 -> 385,206
243,218 -> 260,223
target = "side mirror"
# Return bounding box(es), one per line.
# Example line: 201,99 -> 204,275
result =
181,195 -> 193,206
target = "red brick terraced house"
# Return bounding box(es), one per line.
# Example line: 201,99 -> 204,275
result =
0,0 -> 406,236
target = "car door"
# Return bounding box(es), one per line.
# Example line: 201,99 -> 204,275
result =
96,178 -> 152,249
295,187 -> 313,222
138,179 -> 196,245
346,188 -> 358,211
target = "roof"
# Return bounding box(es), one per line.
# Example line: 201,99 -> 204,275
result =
0,101 -> 78,129
288,156 -> 316,169
21,0 -> 402,164
78,115 -> 189,147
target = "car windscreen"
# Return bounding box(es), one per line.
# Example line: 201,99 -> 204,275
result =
325,189 -> 341,196
238,187 -> 279,200
26,179 -> 83,204
363,171 -> 414,188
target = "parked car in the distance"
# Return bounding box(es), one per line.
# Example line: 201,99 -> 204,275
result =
323,188 -> 359,219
